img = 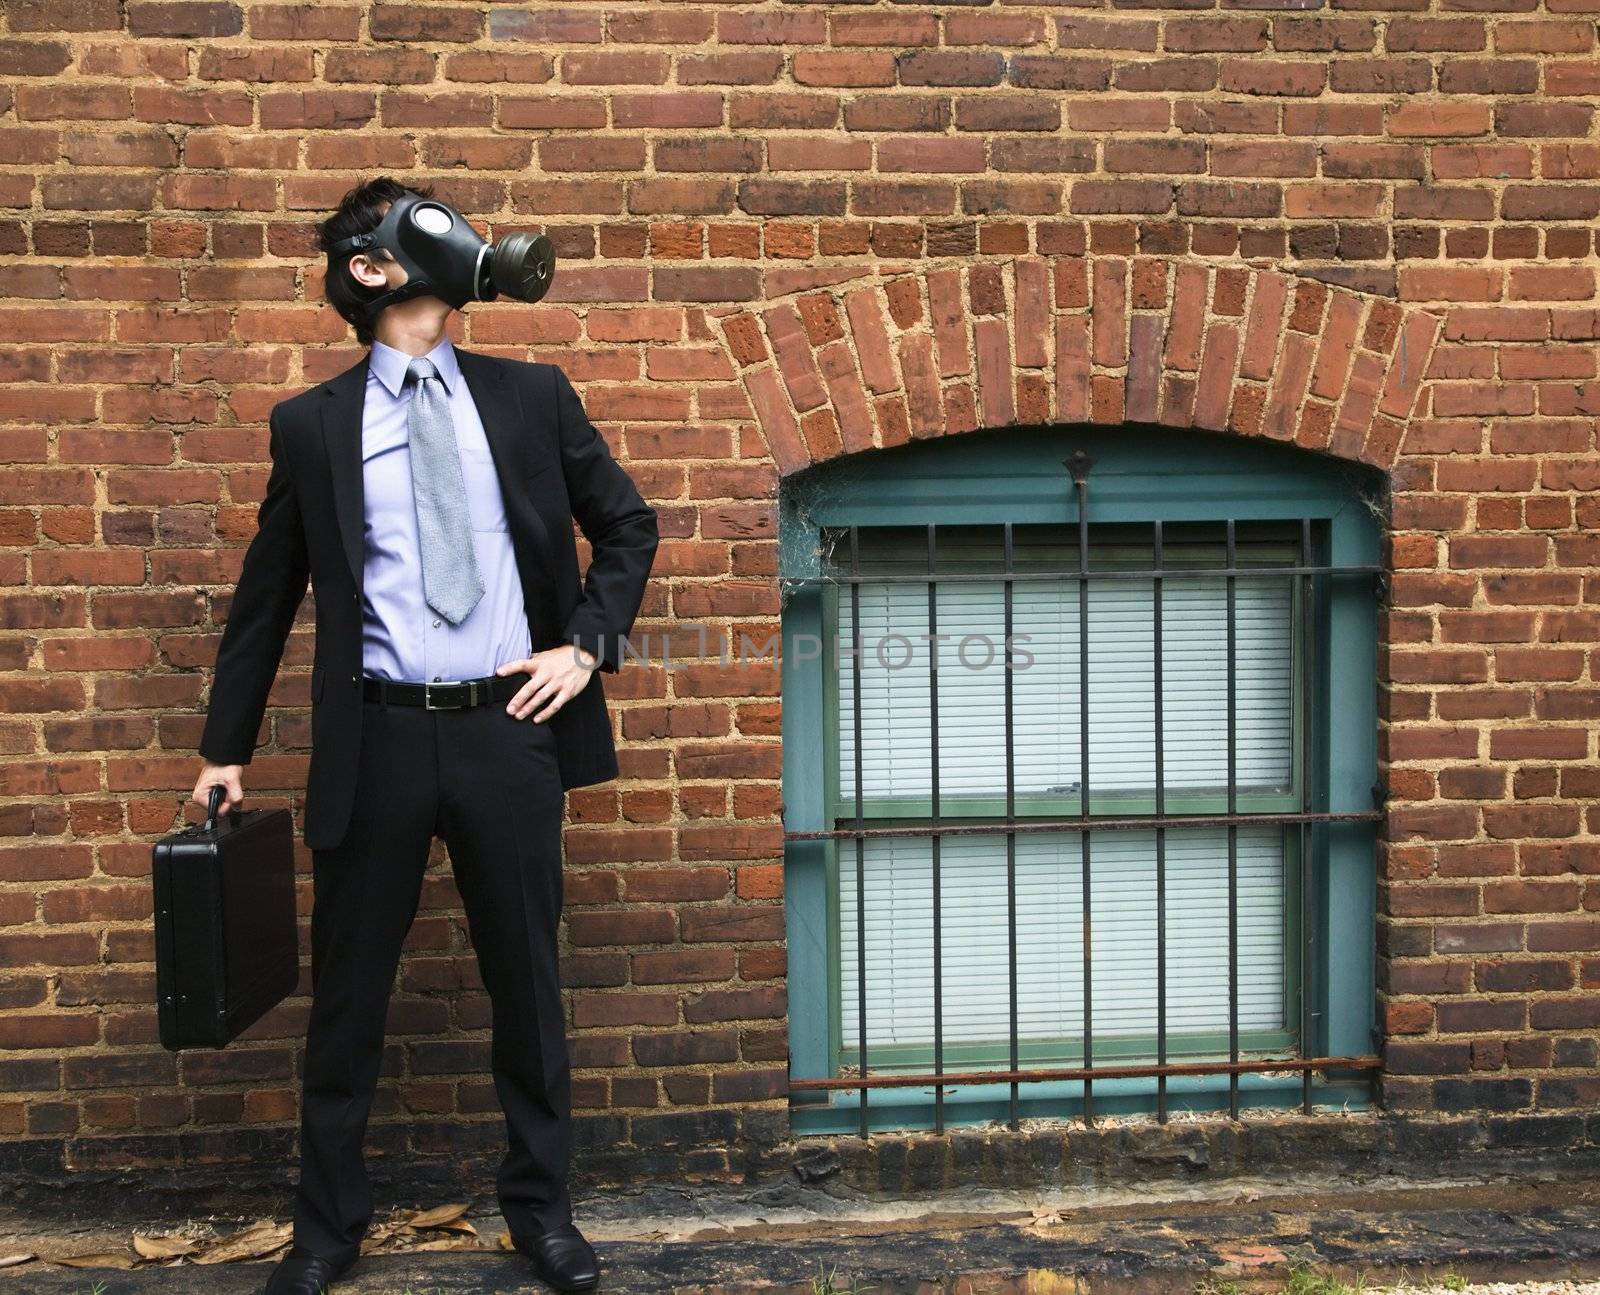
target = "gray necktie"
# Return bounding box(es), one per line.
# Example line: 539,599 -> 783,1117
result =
405,357 -> 484,626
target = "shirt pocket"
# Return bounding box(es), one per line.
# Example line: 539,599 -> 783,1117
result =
459,447 -> 510,533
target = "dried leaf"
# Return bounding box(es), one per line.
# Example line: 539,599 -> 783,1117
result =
498,1230 -> 514,1251
1026,1209 -> 1067,1231
194,1221 -> 293,1265
409,1235 -> 483,1252
407,1202 -> 470,1230
55,1253 -> 139,1270
134,1234 -> 198,1260
0,1255 -> 34,1269
209,1219 -> 275,1240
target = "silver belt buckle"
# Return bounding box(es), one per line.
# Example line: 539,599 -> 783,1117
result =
424,680 -> 471,710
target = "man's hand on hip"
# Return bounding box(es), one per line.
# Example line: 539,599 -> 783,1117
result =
496,644 -> 598,722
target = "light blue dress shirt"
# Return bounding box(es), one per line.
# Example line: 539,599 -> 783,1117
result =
359,337 -> 533,684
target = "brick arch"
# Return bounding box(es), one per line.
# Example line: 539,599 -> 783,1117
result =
711,256 -> 1444,477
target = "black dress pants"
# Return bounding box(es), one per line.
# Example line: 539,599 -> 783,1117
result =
292,688 -> 571,1267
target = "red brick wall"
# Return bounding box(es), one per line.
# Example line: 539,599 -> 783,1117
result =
3,0 -> 1599,1164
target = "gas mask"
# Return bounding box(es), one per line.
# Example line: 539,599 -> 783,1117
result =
328,192 -> 556,327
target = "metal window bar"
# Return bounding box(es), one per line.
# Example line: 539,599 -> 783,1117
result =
1226,519 -> 1239,1120
1154,519 -> 1167,1124
1300,517 -> 1317,1116
927,523 -> 945,1134
789,479 -> 1383,1120
848,525 -> 867,1138
1004,522 -> 1020,1131
1071,455 -> 1095,1126
784,564 -> 1381,587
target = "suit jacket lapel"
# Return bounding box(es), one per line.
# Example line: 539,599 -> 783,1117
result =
320,354 -> 369,591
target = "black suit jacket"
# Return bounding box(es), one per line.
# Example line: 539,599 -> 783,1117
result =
198,348 -> 660,853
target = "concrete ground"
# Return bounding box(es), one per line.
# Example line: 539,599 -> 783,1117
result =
1370,1282 -> 1600,1293
3,1171 -> 1600,1293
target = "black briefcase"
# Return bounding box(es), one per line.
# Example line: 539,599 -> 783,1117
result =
151,784 -> 299,1051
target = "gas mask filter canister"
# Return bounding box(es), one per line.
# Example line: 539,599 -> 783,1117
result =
328,192 -> 556,327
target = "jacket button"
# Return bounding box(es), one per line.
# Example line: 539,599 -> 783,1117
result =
350,674 -> 357,683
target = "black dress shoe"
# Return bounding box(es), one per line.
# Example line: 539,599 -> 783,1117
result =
263,1245 -> 353,1295
511,1221 -> 601,1292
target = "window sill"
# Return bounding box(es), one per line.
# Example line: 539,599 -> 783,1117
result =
789,1070 -> 1374,1136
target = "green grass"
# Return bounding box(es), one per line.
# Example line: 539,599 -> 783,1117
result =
812,1259 -> 879,1295
1387,1275 -> 1470,1293
1286,1267 -> 1367,1295
1197,1263 -> 1376,1295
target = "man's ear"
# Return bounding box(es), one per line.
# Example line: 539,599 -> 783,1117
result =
347,253 -> 390,290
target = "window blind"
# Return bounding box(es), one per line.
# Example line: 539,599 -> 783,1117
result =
838,825 -> 1287,1058
834,528 -> 1296,806
828,525 -> 1298,1065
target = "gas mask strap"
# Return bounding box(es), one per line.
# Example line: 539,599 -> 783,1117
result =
328,230 -> 378,257
354,280 -> 432,328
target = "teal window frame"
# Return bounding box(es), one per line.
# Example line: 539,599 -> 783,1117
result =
779,425 -> 1382,1135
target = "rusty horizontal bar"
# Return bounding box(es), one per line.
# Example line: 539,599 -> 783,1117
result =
780,564 -> 1380,586
784,809 -> 1384,842
788,1054 -> 1382,1092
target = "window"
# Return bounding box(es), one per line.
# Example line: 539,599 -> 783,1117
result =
779,426 -> 1382,1135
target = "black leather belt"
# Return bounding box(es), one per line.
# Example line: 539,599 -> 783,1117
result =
362,672 -> 528,710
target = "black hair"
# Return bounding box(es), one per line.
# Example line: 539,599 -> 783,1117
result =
316,176 -> 435,346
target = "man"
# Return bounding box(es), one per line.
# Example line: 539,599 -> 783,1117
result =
190,177 -> 659,1295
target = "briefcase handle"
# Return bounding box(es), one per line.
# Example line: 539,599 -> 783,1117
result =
204,783 -> 229,834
